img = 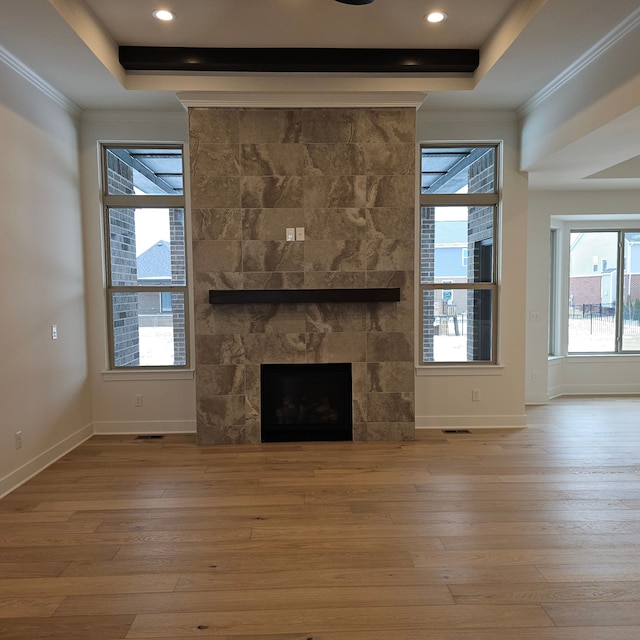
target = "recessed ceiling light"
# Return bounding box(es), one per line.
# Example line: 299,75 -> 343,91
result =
425,11 -> 448,23
152,9 -> 175,22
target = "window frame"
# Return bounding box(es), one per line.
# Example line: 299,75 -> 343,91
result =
418,142 -> 501,366
567,228 -> 640,356
101,143 -> 190,370
549,228 -> 558,356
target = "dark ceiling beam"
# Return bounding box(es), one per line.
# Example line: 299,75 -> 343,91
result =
119,46 -> 479,74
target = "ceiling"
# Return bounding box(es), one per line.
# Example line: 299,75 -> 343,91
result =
1,0 -> 640,190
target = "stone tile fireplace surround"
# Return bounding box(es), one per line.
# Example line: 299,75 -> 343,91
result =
190,106 -> 415,444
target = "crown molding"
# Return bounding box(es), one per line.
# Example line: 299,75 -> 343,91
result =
519,6 -> 640,117
0,45 -> 81,118
80,110 -> 186,123
417,109 -> 516,122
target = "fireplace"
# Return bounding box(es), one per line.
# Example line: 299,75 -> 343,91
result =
191,106 -> 416,444
260,363 -> 353,442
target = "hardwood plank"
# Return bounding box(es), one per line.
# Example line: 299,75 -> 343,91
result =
174,565 -> 548,591
0,562 -> 69,579
0,596 -> 63,618
0,528 -> 252,548
8,481 -> 151,494
410,548 -> 640,568
0,614 -> 135,640
259,471 -> 435,488
68,504 -> 356,522
390,508 -> 640,525
53,585 -> 455,616
0,545 -> 121,563
0,574 -> 179,597
251,519 -> 639,538
350,498 -> 631,514
538,562 -> 640,582
297,629 -> 640,640
125,605 -> 554,637
1,490 -> 166,504
94,511 -> 391,533
0,513 -> 77,524
440,532 -> 640,551
544,601 -> 640,627
31,493 -> 305,512
248,525 -> 446,548
0,521 -> 101,537
110,536 -> 444,558
449,581 -> 640,604
61,551 -> 415,577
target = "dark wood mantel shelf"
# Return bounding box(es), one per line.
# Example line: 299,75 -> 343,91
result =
209,288 -> 401,305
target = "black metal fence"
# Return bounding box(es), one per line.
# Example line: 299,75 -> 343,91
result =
570,302 -> 640,335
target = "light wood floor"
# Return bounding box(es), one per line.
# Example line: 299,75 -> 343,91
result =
2,396 -> 640,639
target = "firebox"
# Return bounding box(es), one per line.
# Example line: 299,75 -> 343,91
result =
260,363 -> 353,442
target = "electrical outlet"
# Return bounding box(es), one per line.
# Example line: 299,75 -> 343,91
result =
472,388 -> 481,402
15,431 -> 22,449
532,372 -> 539,382
133,394 -> 143,407
286,227 -> 295,242
51,325 -> 58,340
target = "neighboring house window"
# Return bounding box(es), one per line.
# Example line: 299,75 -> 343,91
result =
160,291 -> 173,313
568,230 -> 640,354
419,144 -> 500,364
102,145 -> 188,368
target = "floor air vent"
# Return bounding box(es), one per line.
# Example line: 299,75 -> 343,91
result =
442,429 -> 471,434
135,435 -> 165,440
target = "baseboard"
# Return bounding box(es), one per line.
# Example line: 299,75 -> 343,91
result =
93,419 -> 197,435
525,393 -> 550,405
0,423 -> 93,499
416,414 -> 527,430
550,386 -> 640,398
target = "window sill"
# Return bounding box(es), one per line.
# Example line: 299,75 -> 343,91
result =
102,369 -> 195,382
565,354 -> 640,365
416,365 -> 505,376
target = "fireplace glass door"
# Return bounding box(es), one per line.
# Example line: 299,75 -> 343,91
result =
260,363 -> 353,442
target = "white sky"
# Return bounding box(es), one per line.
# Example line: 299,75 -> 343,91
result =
135,208 -> 170,256
435,206 -> 468,221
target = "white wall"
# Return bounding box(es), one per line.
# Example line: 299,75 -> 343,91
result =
415,110 -> 528,429
79,111 -> 196,435
525,191 -> 553,404
0,57 -> 92,497
527,190 -> 640,401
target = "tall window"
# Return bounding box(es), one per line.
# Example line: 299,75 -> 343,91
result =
568,230 -> 640,354
102,145 -> 188,368
419,144 -> 500,364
